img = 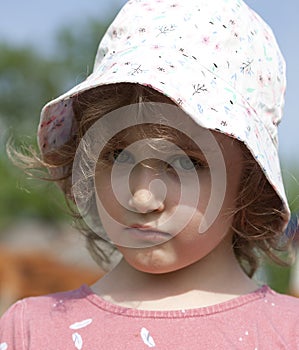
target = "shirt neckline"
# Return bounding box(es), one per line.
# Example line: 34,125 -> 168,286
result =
79,284 -> 272,319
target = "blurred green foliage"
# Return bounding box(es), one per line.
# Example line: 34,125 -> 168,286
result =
0,19 -> 107,135
0,19 -> 108,229
263,261 -> 292,294
0,155 -> 68,229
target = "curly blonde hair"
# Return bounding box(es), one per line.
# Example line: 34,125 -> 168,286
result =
11,83 -> 291,276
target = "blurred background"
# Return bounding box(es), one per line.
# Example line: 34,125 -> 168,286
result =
0,0 -> 298,315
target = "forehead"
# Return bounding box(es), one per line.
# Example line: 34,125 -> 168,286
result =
98,101 -> 243,160
108,122 -> 235,155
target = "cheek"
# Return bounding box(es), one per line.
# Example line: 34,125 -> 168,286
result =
173,212 -> 233,264
95,182 -> 127,245
179,172 -> 234,242
168,171 -> 212,207
95,172 -> 123,220
96,168 -> 127,203
222,159 -> 243,210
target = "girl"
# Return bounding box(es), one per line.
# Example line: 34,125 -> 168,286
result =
1,0 -> 299,348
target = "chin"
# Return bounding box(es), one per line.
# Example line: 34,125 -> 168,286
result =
121,250 -> 175,275
124,254 -> 193,276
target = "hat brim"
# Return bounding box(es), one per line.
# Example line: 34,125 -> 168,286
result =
38,45 -> 290,218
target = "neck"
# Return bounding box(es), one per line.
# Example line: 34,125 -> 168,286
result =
91,241 -> 258,310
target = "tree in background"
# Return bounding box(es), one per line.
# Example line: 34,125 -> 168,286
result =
0,19 -> 107,228
262,165 -> 299,293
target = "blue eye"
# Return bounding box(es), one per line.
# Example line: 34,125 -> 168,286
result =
170,155 -> 204,171
112,149 -> 134,164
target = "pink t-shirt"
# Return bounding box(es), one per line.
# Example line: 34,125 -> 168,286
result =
1,285 -> 299,349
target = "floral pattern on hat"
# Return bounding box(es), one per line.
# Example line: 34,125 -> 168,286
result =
38,0 -> 290,216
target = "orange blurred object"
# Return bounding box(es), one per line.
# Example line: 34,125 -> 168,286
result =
0,246 -> 103,315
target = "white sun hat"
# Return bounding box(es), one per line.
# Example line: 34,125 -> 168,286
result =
38,0 -> 290,218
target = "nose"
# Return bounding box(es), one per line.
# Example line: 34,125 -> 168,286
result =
129,188 -> 165,213
128,165 -> 166,214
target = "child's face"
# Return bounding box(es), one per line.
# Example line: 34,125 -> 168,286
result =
94,120 -> 243,274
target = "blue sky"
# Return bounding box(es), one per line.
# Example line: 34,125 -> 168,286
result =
0,0 -> 298,167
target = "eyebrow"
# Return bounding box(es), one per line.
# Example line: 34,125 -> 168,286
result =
106,131 -> 217,156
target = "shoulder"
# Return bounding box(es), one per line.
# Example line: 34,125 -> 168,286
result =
0,286 -> 92,348
263,286 -> 299,312
25,284 -> 89,310
2,285 -> 87,317
254,286 -> 299,340
247,285 -> 299,320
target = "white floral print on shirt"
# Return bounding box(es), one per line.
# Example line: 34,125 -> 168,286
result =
69,319 -> 93,349
140,327 -> 156,347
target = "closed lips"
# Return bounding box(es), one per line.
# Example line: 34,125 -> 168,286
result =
125,226 -> 173,242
